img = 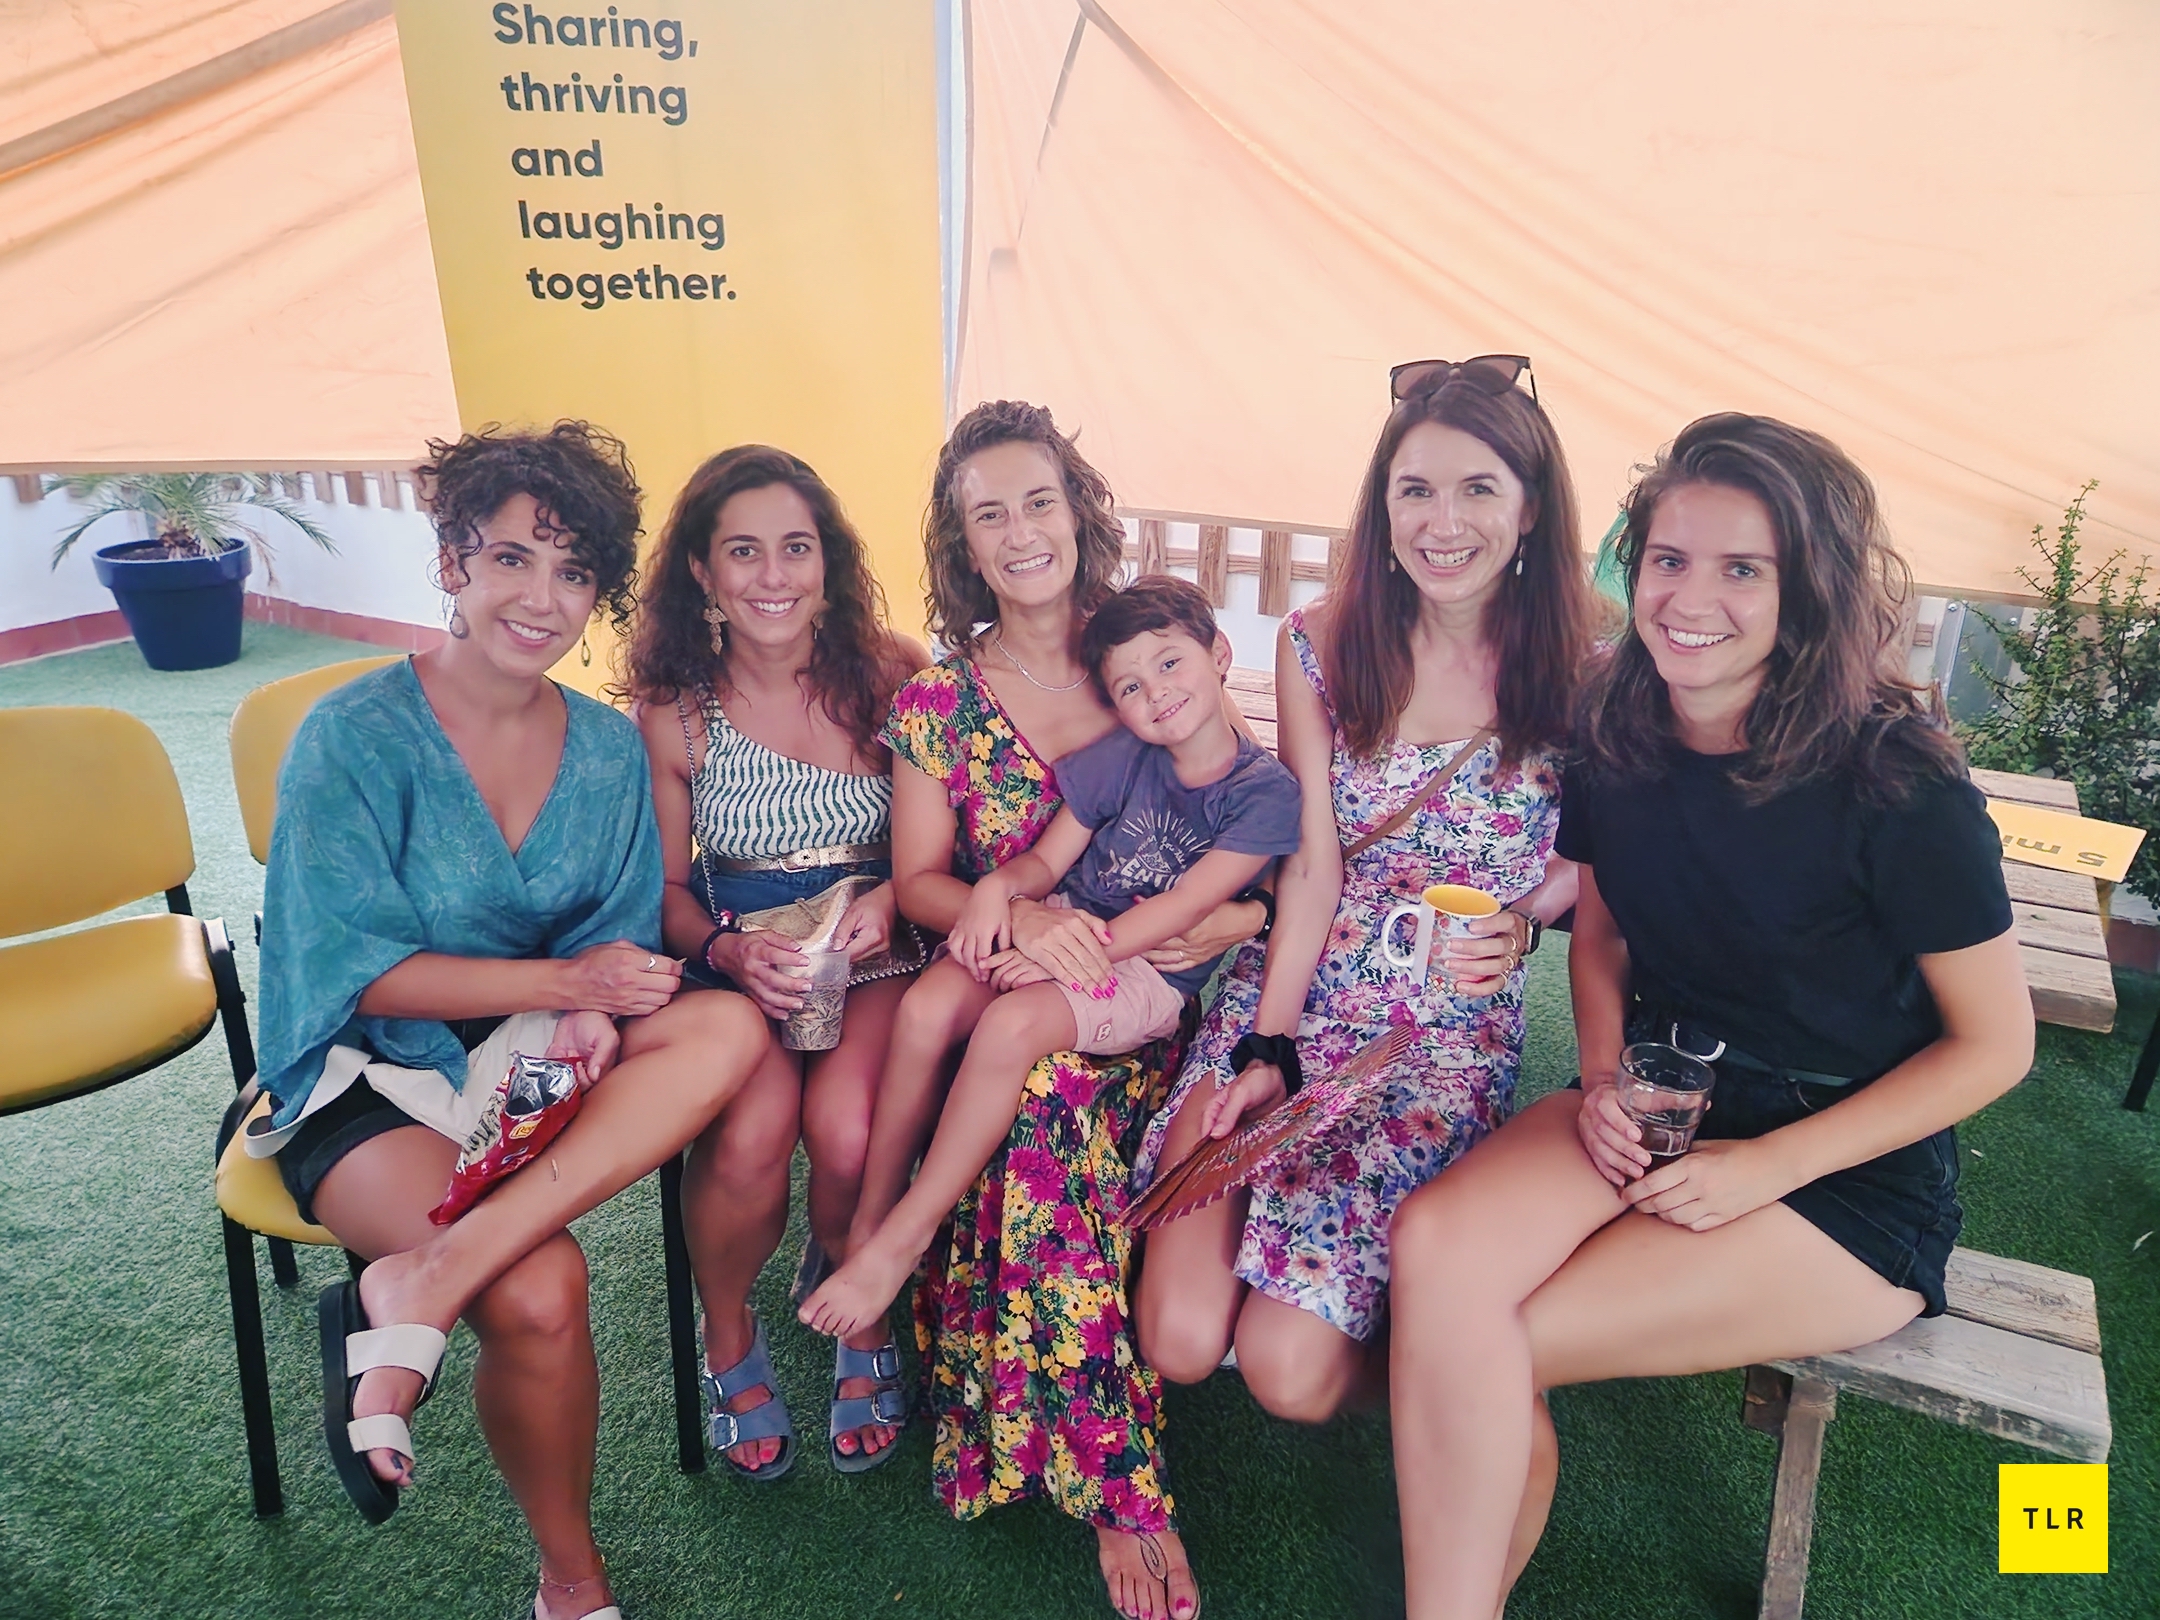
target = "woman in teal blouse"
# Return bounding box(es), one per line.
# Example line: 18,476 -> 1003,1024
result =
255,424 -> 768,1620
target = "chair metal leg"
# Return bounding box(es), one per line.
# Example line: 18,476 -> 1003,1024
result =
221,1214 -> 284,1517
268,1237 -> 300,1287
2125,1005 -> 2160,1112
659,1153 -> 706,1474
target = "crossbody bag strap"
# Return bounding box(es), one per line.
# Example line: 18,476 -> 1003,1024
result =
676,693 -> 719,914
1340,727 -> 1495,862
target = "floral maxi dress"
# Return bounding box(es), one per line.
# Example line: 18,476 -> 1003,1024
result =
883,656 -> 1178,1534
1134,607 -> 1562,1341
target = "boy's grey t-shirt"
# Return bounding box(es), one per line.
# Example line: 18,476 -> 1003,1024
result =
1052,725 -> 1302,996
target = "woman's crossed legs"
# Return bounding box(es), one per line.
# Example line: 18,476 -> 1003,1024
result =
1388,1092 -> 1924,1620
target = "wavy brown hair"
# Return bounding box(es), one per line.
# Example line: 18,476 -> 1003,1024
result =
1321,379 -> 1595,764
1580,412 -> 1963,803
923,400 -> 1129,655
419,421 -> 643,631
626,445 -> 907,754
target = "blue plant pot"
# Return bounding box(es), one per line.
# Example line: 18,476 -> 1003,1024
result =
92,540 -> 253,671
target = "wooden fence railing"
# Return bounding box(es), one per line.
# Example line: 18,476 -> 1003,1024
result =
4,470 -> 423,509
1118,510 -> 1347,616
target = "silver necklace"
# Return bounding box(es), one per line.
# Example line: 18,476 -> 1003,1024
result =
990,630 -> 1087,692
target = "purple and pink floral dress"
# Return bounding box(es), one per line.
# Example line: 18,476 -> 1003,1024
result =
1133,606 -> 1562,1341
883,655 -> 1178,1534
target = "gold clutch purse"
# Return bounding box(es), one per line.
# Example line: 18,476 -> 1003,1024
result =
738,874 -> 926,988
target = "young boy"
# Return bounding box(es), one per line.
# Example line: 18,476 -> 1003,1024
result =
801,576 -> 1302,1338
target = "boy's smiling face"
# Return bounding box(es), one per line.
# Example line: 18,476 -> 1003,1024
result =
1100,626 -> 1233,748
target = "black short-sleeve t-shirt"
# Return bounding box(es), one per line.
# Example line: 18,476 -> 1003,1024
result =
1555,744 -> 2012,1081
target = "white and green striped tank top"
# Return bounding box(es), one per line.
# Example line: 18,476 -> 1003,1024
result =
690,697 -> 892,861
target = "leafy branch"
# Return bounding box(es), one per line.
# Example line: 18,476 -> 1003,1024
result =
44,473 -> 335,585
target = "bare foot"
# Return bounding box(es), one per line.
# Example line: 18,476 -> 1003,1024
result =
800,1228 -> 917,1338
535,1558 -> 614,1620
704,1308 -> 787,1473
1097,1526 -> 1177,1620
351,1252 -> 459,1487
831,1320 -> 901,1461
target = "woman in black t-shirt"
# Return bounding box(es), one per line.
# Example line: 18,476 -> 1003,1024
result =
1386,414 -> 2034,1619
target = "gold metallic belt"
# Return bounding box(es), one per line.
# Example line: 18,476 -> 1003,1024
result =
708,841 -> 890,874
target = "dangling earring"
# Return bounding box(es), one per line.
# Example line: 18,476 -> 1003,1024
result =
1514,552 -> 1525,577
1387,553 -> 1398,573
445,600 -> 469,640
703,596 -> 728,654
578,629 -> 593,668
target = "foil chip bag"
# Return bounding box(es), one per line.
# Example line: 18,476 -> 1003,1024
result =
427,1052 -> 583,1226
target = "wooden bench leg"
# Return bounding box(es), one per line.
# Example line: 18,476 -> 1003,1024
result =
1743,1366 -> 1837,1620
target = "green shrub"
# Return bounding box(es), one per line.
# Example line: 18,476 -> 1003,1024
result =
1960,482 -> 2160,899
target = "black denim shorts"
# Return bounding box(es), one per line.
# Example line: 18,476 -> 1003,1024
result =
276,1078 -> 425,1227
1693,1066 -> 1960,1316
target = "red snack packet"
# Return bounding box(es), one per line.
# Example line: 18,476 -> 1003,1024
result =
427,1052 -> 583,1226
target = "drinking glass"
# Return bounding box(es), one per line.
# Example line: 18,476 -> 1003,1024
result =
1615,1042 -> 1717,1170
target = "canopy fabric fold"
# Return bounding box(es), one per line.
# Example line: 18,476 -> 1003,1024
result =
954,0 -> 2160,596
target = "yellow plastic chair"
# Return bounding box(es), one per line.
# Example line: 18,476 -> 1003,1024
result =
217,655 -> 708,1512
0,707 -> 249,1119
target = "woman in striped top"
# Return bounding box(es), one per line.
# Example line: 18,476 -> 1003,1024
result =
631,445 -> 927,1479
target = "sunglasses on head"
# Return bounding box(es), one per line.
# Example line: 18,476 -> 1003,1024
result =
1389,354 -> 1538,407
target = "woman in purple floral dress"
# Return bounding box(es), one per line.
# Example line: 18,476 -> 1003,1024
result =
1135,358 -> 1597,1423
881,400 -> 1261,1620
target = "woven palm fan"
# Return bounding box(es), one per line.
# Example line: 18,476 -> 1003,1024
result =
1120,1026 -> 1415,1231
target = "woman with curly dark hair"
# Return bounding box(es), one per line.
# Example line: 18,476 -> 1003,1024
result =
860,400 -> 1264,1620
629,445 -> 928,1479
256,422 -> 768,1619
1387,415 -> 2033,1618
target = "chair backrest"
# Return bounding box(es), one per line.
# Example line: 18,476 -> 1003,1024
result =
228,656 -> 400,864
0,706 -> 195,939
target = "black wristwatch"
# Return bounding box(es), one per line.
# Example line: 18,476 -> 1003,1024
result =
699,909 -> 741,972
1510,909 -> 1542,957
1230,1032 -> 1304,1097
1233,884 -> 1276,940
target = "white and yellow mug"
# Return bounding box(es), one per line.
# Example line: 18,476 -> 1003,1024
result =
1381,883 -> 1502,984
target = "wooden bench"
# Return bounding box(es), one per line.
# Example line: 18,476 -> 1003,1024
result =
1743,1247 -> 2109,1619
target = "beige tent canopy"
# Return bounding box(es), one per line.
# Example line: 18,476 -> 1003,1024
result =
4,0 -> 2155,596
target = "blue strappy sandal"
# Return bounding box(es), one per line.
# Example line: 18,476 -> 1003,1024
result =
829,1334 -> 909,1474
700,1313 -> 797,1481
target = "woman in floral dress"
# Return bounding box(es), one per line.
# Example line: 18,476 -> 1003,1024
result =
1135,357 -> 1596,1423
883,400 -> 1261,1620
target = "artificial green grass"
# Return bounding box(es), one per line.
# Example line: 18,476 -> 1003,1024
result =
0,624 -> 2153,1619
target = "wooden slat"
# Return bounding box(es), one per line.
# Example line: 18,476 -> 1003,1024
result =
1774,1312 -> 2110,1462
10,474 -> 40,504
2021,944 -> 2117,1033
2012,902 -> 2109,961
316,471 -> 341,502
344,471 -> 371,505
1758,1376 -> 1836,1620
1259,529 -> 1293,616
1136,517 -> 1167,576
1118,541 -> 1329,585
1197,524 -> 1229,606
2003,861 -> 2101,914
1327,531 -> 1346,586
1942,1249 -> 2102,1356
1975,768 -> 2081,812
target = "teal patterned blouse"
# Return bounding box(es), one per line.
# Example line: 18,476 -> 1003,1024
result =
256,659 -> 661,1129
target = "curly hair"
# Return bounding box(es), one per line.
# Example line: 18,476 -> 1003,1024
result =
1579,412 -> 1964,804
1322,377 -> 1596,765
626,444 -> 909,755
416,421 -> 643,632
923,400 -> 1128,654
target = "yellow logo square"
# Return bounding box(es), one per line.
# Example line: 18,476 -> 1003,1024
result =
1999,1463 -> 2108,1573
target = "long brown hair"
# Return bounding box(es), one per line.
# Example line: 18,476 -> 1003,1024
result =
922,400 -> 1128,655
1321,380 -> 1595,763
1580,412 -> 1963,802
626,445 -> 906,754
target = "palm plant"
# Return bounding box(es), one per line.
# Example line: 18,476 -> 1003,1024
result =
45,472 -> 335,583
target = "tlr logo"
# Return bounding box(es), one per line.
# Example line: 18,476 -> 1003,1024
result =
1999,1463 -> 2107,1574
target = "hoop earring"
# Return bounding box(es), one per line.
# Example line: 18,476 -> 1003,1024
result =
578,630 -> 593,668
703,597 -> 728,654
446,601 -> 469,640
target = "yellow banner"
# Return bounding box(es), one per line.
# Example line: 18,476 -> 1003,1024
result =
1986,800 -> 2148,884
392,1 -> 945,690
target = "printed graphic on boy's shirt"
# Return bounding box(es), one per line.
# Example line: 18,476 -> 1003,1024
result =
1103,808 -> 1205,894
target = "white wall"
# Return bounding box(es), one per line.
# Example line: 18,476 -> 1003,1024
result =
1116,518 -> 1329,671
2,473 -> 443,635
